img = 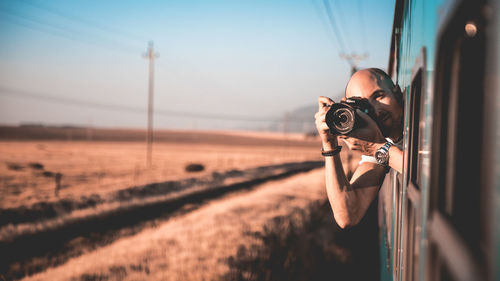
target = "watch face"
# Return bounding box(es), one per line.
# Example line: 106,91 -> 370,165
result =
375,150 -> 389,165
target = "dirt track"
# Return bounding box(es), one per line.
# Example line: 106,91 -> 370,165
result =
21,168 -> 329,281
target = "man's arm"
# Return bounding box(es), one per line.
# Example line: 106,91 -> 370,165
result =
316,97 -> 387,228
342,138 -> 403,174
323,143 -> 386,228
388,145 -> 403,173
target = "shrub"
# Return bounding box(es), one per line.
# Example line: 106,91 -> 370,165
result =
28,162 -> 44,170
185,163 -> 205,172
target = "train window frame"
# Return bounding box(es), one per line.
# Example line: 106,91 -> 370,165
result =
401,47 -> 426,281
406,48 -> 426,190
392,172 -> 402,279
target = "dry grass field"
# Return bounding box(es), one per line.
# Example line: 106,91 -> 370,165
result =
0,128 -> 320,209
1,126 -> 367,281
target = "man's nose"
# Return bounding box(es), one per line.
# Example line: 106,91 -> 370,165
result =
373,105 -> 384,118
368,101 -> 381,115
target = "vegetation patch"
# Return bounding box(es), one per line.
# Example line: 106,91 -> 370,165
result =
28,162 -> 44,170
223,200 -> 379,281
6,163 -> 24,171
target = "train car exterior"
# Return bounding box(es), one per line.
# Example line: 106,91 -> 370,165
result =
380,0 -> 499,280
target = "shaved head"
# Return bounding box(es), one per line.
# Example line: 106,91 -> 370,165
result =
346,68 -> 396,99
344,68 -> 403,141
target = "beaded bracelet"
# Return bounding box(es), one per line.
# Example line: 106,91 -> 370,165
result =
321,146 -> 342,157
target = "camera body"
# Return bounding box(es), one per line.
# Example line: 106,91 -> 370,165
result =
325,97 -> 378,135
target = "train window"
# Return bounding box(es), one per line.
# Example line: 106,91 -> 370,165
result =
429,0 -> 487,280
407,68 -> 422,188
434,6 -> 485,257
448,22 -> 484,250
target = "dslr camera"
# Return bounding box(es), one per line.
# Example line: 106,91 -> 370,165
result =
325,97 -> 378,135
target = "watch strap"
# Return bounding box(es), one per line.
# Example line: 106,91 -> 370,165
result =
380,141 -> 393,153
375,141 -> 394,165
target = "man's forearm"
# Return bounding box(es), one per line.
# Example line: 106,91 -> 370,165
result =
388,145 -> 403,174
370,142 -> 403,174
324,153 -> 354,228
323,140 -> 386,228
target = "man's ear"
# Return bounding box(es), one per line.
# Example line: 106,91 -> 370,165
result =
393,84 -> 403,105
393,84 -> 402,94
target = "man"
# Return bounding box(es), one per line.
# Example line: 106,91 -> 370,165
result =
314,68 -> 404,229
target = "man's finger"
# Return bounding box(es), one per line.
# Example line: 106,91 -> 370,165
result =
319,122 -> 330,132
341,136 -> 353,145
340,138 -> 353,150
314,111 -> 327,122
318,96 -> 334,112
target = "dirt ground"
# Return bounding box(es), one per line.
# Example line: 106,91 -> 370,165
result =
21,168 -> 329,281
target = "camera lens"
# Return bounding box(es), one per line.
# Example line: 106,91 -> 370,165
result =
332,107 -> 355,134
325,103 -> 358,135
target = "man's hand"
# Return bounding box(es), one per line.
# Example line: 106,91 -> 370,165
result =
339,109 -> 386,156
315,96 -> 337,150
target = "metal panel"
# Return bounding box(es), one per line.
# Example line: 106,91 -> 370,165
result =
428,211 -> 484,281
407,182 -> 420,207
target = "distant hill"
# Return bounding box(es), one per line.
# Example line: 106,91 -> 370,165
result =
3,104 -> 321,135
0,125 -> 319,146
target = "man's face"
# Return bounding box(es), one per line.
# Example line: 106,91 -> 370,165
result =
345,70 -> 403,140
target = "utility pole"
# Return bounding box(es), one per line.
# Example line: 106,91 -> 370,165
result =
283,112 -> 290,157
143,41 -> 159,168
340,53 -> 369,75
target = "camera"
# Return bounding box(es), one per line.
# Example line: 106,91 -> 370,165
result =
325,97 -> 378,135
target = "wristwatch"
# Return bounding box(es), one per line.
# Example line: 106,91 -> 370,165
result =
375,141 -> 394,166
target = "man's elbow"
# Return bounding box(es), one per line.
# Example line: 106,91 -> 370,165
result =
333,213 -> 361,229
336,219 -> 352,229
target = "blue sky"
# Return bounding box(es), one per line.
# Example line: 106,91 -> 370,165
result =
0,0 -> 395,130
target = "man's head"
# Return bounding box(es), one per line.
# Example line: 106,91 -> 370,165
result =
345,68 -> 403,141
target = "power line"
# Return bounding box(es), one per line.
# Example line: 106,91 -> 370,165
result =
0,85 -> 144,113
0,9 -> 141,55
329,0 -> 354,54
310,0 -> 338,47
0,85 -> 310,123
315,0 -> 369,73
18,0 -> 147,44
0,13 -> 98,49
320,0 -> 353,66
356,0 -> 368,53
